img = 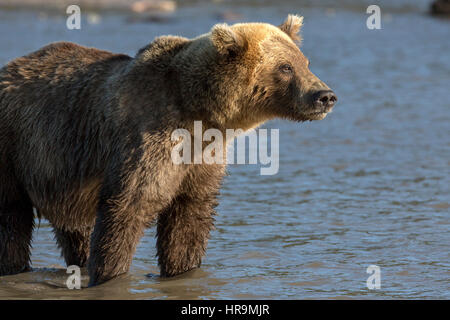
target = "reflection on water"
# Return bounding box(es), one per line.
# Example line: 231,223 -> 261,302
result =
0,2 -> 449,299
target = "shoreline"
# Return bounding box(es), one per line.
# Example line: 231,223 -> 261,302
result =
0,0 -> 433,14
0,0 -> 177,13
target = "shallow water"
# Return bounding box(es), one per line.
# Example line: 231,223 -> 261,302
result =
0,2 -> 449,299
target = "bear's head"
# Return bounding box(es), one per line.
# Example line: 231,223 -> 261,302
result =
140,14 -> 337,131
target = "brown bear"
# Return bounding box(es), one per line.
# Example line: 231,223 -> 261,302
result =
0,15 -> 336,286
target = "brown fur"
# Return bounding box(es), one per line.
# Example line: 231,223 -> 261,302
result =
0,15 -> 335,286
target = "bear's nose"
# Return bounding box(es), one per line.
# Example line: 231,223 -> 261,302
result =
312,90 -> 337,110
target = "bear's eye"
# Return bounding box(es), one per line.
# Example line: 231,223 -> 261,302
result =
279,64 -> 293,74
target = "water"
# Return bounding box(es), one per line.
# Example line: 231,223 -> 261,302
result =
0,2 -> 449,299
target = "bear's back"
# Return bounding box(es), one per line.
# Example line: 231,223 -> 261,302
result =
0,41 -> 128,85
0,41 -> 131,115
0,41 -> 131,139
0,42 -> 131,181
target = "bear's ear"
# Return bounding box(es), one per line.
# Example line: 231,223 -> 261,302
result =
211,23 -> 247,56
279,14 -> 304,42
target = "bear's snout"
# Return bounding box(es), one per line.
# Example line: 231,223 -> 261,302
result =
311,90 -> 337,113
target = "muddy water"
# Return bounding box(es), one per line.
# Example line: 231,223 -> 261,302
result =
0,2 -> 449,299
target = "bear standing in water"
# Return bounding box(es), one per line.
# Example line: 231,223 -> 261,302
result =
0,15 -> 336,286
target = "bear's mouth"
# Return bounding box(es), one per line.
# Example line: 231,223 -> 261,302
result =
303,110 -> 331,120
289,104 -> 334,122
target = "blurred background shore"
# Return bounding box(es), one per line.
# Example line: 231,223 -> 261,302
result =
0,0 -> 448,14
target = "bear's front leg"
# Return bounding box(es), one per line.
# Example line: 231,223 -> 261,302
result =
156,193 -> 217,277
87,198 -> 149,286
54,227 -> 92,267
156,165 -> 224,277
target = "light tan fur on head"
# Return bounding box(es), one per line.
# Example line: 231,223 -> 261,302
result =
172,14 -> 327,131
184,15 -> 310,131
208,14 -> 304,60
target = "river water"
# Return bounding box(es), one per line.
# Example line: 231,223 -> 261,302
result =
0,1 -> 449,299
